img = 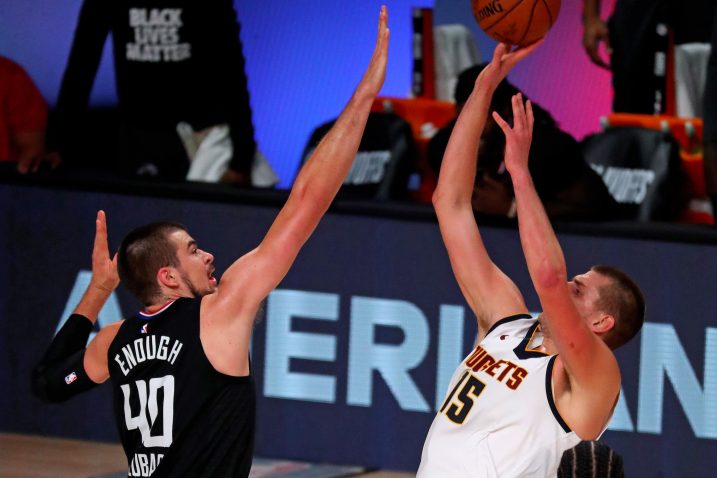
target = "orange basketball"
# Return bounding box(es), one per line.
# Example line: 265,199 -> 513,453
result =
472,0 -> 561,47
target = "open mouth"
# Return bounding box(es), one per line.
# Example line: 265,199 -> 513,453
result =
208,267 -> 217,285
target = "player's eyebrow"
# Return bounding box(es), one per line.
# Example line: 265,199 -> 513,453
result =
573,277 -> 585,290
187,239 -> 197,250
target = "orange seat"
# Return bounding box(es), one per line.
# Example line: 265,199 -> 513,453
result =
372,97 -> 456,203
603,113 -> 703,151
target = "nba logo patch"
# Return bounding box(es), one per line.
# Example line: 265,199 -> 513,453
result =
65,372 -> 78,385
141,323 -> 149,334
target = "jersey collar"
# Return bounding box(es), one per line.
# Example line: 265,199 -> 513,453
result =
139,299 -> 177,318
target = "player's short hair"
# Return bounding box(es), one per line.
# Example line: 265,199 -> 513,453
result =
118,222 -> 187,305
558,440 -> 625,478
591,265 -> 645,349
454,64 -> 558,128
455,64 -> 520,109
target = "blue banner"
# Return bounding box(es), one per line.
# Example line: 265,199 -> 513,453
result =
1,183 -> 715,475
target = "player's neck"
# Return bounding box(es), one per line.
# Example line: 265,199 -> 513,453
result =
144,298 -> 177,314
536,316 -> 558,355
146,289 -> 189,313
537,335 -> 557,355
151,283 -> 197,310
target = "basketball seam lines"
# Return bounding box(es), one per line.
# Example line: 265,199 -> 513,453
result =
516,0 -> 540,46
482,0 -> 557,46
540,0 -> 556,27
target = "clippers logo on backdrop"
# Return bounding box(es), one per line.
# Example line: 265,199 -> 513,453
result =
65,372 -> 78,385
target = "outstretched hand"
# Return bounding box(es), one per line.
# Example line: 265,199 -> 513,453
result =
357,5 -> 389,98
493,93 -> 534,175
474,41 -> 542,94
91,210 -> 119,293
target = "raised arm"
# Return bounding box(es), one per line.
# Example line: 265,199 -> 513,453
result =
497,95 -> 620,438
32,211 -> 122,402
432,43 -> 537,335
207,7 -> 389,321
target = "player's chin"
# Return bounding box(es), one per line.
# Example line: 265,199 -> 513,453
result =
206,280 -> 218,295
198,280 -> 218,297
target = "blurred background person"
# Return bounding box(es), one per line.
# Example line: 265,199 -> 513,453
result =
48,0 -> 258,183
582,0 -> 713,115
427,64 -> 620,221
0,55 -> 56,174
583,0 -> 715,224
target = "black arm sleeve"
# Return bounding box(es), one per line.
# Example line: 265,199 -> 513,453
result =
32,314 -> 99,403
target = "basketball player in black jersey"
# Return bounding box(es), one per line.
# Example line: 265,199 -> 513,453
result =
32,7 -> 390,477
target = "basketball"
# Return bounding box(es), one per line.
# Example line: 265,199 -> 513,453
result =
472,0 -> 561,47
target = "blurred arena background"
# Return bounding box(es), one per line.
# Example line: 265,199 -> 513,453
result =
2,1 -> 716,477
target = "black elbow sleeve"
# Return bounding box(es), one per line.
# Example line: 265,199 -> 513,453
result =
32,314 -> 99,402
32,349 -> 98,403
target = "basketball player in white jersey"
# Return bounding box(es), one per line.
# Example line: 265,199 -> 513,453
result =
417,42 -> 645,477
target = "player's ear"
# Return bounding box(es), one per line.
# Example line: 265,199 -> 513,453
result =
592,314 -> 615,334
157,266 -> 179,288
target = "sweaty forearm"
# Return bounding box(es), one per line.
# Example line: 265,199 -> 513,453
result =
294,8 -> 387,204
434,88 -> 494,207
294,89 -> 375,204
512,169 -> 567,287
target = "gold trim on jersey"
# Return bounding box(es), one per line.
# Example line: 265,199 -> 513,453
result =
525,322 -> 549,355
513,322 -> 551,360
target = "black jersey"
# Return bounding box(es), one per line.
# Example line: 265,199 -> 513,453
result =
107,298 -> 255,477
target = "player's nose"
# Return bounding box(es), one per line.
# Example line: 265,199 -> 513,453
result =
203,250 -> 214,264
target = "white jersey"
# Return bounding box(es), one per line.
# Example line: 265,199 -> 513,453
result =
418,314 -> 581,478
